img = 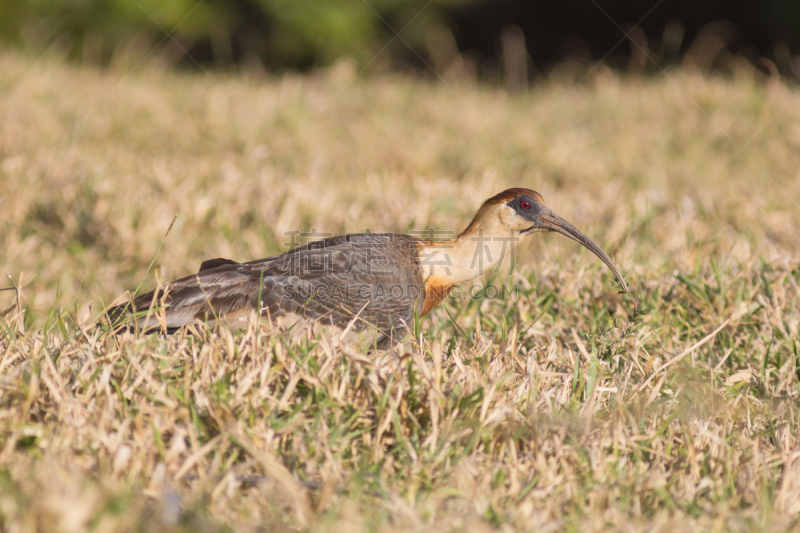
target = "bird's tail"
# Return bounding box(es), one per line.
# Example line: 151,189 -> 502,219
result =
104,286 -> 180,334
103,257 -> 243,334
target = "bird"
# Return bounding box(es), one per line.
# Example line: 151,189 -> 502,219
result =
107,188 -> 628,348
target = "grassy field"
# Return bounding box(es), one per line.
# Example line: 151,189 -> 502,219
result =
1,50 -> 800,532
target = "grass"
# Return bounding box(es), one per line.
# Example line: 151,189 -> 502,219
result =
1,50 -> 800,531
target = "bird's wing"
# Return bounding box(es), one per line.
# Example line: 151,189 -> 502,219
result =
109,234 -> 424,338
198,257 -> 238,272
254,234 -> 424,337
111,262 -> 266,330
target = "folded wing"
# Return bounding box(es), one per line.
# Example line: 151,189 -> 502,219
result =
107,234 -> 424,344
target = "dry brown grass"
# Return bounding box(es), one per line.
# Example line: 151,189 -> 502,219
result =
1,51 -> 800,532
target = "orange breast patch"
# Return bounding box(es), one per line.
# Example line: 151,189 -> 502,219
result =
422,277 -> 455,316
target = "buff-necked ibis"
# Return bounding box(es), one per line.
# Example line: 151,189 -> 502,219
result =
108,188 -> 628,347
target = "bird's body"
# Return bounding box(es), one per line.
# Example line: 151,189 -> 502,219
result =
122,233 -> 426,347
109,188 -> 628,347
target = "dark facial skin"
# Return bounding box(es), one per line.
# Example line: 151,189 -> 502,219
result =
508,195 -> 629,294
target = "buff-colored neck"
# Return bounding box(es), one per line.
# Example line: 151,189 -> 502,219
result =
418,204 -> 520,286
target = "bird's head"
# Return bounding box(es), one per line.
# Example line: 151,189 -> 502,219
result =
464,188 -> 629,294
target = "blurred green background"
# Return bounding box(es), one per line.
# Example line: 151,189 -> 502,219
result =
3,0 -> 800,77
0,0 -> 453,70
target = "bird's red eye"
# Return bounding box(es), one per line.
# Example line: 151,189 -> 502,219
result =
520,201 -> 531,210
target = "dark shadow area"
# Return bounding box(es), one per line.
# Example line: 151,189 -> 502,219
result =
2,0 -> 800,77
446,0 -> 800,78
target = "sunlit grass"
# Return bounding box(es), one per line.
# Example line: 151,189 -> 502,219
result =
1,51 -> 799,531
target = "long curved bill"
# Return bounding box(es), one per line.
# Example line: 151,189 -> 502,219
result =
535,209 -> 629,294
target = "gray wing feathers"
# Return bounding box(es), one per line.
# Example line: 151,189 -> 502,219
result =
199,258 -> 239,272
111,234 -> 424,343
123,269 -> 259,329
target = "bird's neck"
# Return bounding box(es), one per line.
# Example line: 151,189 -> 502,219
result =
417,212 -> 517,287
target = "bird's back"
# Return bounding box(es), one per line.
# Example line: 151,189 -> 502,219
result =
108,233 -> 425,347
